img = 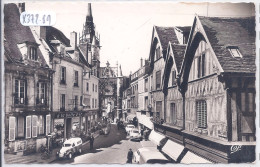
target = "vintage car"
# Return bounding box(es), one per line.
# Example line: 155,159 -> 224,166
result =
129,129 -> 142,141
139,150 -> 169,164
133,147 -> 158,163
57,137 -> 83,159
125,124 -> 135,134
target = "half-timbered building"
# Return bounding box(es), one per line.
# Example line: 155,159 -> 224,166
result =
177,16 -> 256,163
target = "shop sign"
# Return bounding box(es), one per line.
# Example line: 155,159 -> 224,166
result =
55,112 -> 83,118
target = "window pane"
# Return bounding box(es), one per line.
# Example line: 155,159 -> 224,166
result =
17,116 -> 24,137
248,93 -> 254,112
241,116 -> 254,133
197,57 -> 201,78
241,92 -> 246,111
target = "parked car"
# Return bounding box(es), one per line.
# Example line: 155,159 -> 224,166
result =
125,124 -> 135,134
129,129 -> 142,141
57,137 -> 83,159
133,147 -> 158,163
139,150 -> 169,164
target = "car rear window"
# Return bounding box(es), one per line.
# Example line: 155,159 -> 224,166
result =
64,144 -> 71,147
133,130 -> 139,133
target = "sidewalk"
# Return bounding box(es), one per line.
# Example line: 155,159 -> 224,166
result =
4,132 -> 100,164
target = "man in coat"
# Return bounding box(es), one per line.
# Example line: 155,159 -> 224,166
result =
90,134 -> 94,150
127,148 -> 133,163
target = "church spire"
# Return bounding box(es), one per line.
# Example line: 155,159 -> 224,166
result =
86,3 -> 93,22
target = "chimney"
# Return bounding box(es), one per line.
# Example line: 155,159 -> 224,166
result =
70,32 -> 77,50
140,57 -> 143,67
35,26 -> 46,40
18,3 -> 25,13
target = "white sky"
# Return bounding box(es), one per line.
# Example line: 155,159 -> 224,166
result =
26,2 -> 255,76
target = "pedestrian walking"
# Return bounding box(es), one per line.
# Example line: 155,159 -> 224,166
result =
117,121 -> 120,130
127,148 -> 133,163
90,134 -> 94,150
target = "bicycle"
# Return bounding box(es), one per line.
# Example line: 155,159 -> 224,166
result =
41,149 -> 53,160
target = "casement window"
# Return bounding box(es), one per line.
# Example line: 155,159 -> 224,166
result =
170,103 -> 177,125
92,98 -> 94,108
38,116 -> 44,135
74,71 -> 79,87
60,66 -> 66,84
197,53 -> 206,78
60,94 -> 65,111
196,100 -> 207,128
156,101 -> 162,115
46,115 -> 51,135
93,83 -> 94,92
95,99 -> 97,108
144,78 -> 148,92
26,116 -> 32,138
29,47 -> 37,61
17,116 -> 24,138
9,117 -> 16,141
14,79 -> 26,104
32,115 -> 38,138
172,71 -> 177,86
156,70 -> 161,89
37,82 -> 47,104
239,91 -> 255,141
86,82 -> 89,92
74,96 -> 78,110
95,85 -> 97,92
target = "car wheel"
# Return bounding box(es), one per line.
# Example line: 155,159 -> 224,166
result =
78,148 -> 82,154
68,153 -> 72,159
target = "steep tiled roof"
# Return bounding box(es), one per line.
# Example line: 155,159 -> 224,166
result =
4,4 -> 46,65
46,26 -> 70,49
171,44 -> 186,72
176,26 -> 191,33
199,16 -> 256,73
154,26 -> 179,50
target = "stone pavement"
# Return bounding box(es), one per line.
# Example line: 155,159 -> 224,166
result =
4,132 -> 100,164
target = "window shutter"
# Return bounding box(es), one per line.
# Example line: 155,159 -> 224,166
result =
46,114 -> 51,135
9,117 -> 16,141
32,115 -> 38,137
196,101 -> 207,128
26,116 -> 32,138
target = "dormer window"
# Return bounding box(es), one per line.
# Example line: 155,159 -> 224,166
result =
29,47 -> 37,61
227,46 -> 242,58
17,41 -> 39,61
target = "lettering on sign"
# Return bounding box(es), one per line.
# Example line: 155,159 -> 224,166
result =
55,112 -> 83,118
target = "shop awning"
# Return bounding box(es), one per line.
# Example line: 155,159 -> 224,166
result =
162,140 -> 184,161
181,151 -> 212,164
149,130 -> 165,146
138,115 -> 153,129
140,140 -> 157,148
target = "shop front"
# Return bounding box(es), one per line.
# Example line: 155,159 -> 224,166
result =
53,112 -> 83,140
53,111 -> 99,142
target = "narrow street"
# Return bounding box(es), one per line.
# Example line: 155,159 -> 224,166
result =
52,124 -> 141,164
